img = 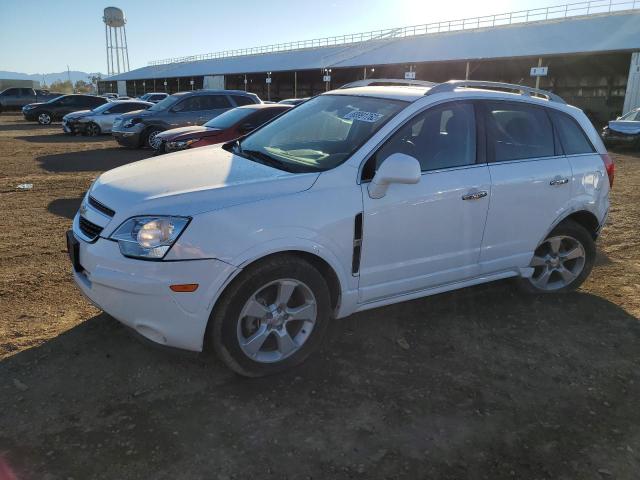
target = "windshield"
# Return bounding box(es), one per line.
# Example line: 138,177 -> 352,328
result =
46,95 -> 65,104
148,94 -> 180,112
619,109 -> 640,121
239,95 -> 405,172
92,103 -> 112,113
204,107 -> 254,129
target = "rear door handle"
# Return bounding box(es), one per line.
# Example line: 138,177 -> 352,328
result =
462,190 -> 488,201
550,177 -> 569,186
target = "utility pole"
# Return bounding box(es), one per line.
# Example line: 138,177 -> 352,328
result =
67,65 -> 73,92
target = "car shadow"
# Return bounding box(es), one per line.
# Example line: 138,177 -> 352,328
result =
48,197 -> 83,220
37,147 -> 153,173
0,120 -> 47,132
15,133 -> 107,143
1,282 -> 639,478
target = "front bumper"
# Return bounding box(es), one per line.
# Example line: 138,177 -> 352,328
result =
112,130 -> 143,147
62,119 -> 80,133
69,230 -> 239,351
23,111 -> 37,121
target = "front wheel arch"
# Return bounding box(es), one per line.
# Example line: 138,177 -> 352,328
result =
204,251 -> 342,348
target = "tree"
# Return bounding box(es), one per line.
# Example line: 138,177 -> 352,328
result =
49,80 -> 73,94
74,80 -> 93,93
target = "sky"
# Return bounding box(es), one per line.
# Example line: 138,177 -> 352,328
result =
0,0 -> 556,75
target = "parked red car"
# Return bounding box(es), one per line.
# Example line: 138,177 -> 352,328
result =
154,104 -> 292,153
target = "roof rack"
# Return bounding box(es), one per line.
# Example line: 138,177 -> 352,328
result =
426,80 -> 566,103
340,78 -> 436,89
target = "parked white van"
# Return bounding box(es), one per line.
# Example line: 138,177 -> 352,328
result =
68,80 -> 613,376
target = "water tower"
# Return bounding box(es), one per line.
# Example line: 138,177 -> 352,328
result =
103,7 -> 130,76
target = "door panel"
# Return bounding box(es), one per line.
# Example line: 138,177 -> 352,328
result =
358,101 -> 489,303
360,165 -> 491,302
478,100 -> 572,272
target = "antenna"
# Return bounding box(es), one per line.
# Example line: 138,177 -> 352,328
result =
103,7 -> 130,76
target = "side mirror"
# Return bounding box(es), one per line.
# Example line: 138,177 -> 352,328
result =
368,153 -> 421,199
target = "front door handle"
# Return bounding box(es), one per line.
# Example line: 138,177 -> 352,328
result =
462,190 -> 488,201
550,177 -> 569,186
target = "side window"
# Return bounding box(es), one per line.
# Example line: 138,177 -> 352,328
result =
58,96 -> 76,106
90,97 -> 107,107
150,94 -> 165,101
483,101 -> 555,162
549,111 -> 595,155
374,102 -> 476,173
173,97 -> 199,112
3,88 -> 20,96
107,103 -> 130,113
231,95 -> 255,106
20,88 -> 33,95
252,108 -> 285,126
125,103 -> 149,112
201,95 -> 231,110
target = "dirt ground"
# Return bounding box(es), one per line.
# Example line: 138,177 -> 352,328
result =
0,111 -> 639,480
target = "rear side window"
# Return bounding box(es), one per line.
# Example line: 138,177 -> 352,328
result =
231,95 -> 255,106
483,101 -> 555,162
374,102 -> 476,172
87,97 -> 106,107
202,95 -> 231,109
549,111 -> 595,155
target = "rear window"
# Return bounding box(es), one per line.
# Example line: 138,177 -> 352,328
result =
549,111 -> 594,155
231,95 -> 255,106
483,101 -> 555,162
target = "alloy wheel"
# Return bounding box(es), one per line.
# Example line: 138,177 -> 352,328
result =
38,113 -> 51,125
236,279 -> 317,363
529,235 -> 586,291
148,130 -> 162,149
86,123 -> 100,136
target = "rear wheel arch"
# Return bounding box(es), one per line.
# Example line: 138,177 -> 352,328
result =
562,210 -> 600,239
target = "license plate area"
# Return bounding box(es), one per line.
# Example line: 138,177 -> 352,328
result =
66,230 -> 82,272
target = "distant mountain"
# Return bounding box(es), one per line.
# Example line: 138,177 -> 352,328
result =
0,70 -> 105,85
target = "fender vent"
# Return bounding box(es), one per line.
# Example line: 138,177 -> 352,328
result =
352,212 -> 363,276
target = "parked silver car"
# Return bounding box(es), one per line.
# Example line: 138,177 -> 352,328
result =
62,100 -> 153,136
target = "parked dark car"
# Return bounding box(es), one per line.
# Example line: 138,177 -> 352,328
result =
111,89 -> 261,149
0,87 -> 62,113
154,104 -> 292,153
23,94 -> 108,125
138,92 -> 169,103
602,107 -> 640,149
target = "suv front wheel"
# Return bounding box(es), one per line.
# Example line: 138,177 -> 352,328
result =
520,219 -> 596,293
209,256 -> 332,377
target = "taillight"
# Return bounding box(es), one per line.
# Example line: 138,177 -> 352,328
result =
601,153 -> 614,188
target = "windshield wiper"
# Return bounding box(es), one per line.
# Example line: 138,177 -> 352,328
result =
242,149 -> 293,172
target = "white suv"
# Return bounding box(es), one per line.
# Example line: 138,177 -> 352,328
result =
68,80 -> 613,376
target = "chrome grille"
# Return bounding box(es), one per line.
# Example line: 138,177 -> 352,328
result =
79,216 -> 103,240
88,195 -> 115,217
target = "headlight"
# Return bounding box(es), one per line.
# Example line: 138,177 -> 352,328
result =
123,117 -> 142,128
110,216 -> 190,259
167,138 -> 200,150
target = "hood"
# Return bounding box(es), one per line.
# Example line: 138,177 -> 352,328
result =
608,120 -> 640,135
24,102 -> 45,109
157,126 -> 209,140
89,145 -> 319,231
64,110 -> 92,120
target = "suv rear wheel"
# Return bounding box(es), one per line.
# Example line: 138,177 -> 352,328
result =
209,256 -> 332,377
520,219 -> 596,293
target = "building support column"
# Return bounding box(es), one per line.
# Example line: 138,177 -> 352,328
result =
294,71 -> 297,98
535,57 -> 543,89
623,52 -> 640,114
363,67 -> 367,80
465,61 -> 470,80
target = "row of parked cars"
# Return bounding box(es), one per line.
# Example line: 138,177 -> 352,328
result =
16,89 -> 311,155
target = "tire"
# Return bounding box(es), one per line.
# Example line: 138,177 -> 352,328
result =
209,255 -> 332,377
37,111 -> 52,125
518,219 -> 596,294
144,127 -> 163,149
84,122 -> 101,136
